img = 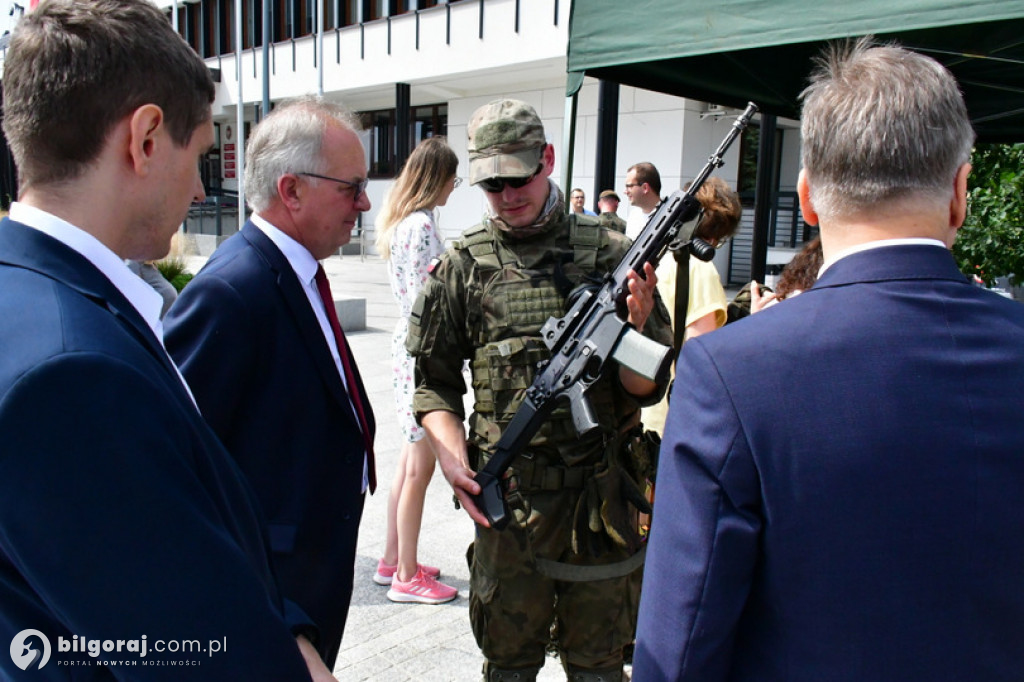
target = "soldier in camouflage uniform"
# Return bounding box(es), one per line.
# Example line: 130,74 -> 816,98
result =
406,99 -> 673,681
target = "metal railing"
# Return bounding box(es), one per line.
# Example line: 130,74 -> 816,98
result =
185,189 -> 240,237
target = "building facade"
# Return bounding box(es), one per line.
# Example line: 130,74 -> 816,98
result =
1,0 -> 806,283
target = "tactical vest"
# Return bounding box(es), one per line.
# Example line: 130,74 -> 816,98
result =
456,214 -> 620,468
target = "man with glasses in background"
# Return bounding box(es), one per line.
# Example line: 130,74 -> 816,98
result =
569,187 -> 598,216
164,96 -> 376,670
624,161 -> 663,240
406,98 -> 672,681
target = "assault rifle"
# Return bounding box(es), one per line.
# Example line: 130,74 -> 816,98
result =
472,102 -> 758,529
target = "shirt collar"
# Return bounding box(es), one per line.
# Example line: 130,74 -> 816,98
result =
9,201 -> 165,339
818,237 -> 947,277
251,213 -> 319,285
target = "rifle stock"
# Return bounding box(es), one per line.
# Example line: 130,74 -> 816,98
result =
472,103 -> 759,530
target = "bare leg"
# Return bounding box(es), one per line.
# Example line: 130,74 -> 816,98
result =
382,442 -> 411,567
395,437 -> 438,583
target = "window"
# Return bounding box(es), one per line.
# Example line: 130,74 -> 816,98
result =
412,103 -> 446,140
323,0 -> 338,29
340,0 -> 359,25
177,4 -> 203,55
300,0 -> 315,35
737,123 -> 781,194
242,0 -> 263,48
203,0 -> 219,57
737,124 -> 759,195
360,109 -> 396,177
359,103 -> 448,178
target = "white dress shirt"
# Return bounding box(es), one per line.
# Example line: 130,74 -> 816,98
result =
9,202 -> 197,407
251,214 -> 370,491
626,206 -> 656,241
819,237 -> 947,277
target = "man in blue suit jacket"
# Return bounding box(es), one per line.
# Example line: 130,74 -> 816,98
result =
165,97 -> 376,668
0,1 -> 334,679
634,40 -> 1024,681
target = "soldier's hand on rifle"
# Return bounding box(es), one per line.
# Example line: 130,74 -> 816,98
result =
444,460 -> 491,527
618,262 -> 663,400
422,410 -> 491,527
625,262 -> 658,332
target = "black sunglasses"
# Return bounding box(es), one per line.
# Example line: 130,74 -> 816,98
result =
296,172 -> 368,201
477,165 -> 543,194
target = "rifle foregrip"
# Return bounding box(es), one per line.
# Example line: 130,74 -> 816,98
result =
472,471 -> 511,530
613,327 -> 674,384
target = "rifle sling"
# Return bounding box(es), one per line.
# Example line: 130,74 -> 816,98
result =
535,545 -> 646,582
673,250 -> 692,352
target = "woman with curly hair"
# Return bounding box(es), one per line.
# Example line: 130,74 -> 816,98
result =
751,236 -> 823,312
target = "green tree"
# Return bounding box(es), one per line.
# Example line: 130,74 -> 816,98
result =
953,143 -> 1024,286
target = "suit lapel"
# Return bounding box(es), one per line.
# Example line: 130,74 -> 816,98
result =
0,218 -> 195,407
238,223 -> 362,422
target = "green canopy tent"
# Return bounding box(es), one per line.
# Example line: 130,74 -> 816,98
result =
565,0 -> 1024,278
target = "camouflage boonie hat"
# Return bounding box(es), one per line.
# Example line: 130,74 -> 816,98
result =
467,99 -> 546,185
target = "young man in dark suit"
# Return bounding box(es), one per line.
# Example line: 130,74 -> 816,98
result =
635,39 -> 1024,682
0,1 -> 334,678
164,97 -> 376,668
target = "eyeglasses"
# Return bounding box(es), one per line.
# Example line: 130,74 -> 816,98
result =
297,172 -> 368,201
454,177 -> 463,188
624,182 -> 643,189
477,165 -> 543,194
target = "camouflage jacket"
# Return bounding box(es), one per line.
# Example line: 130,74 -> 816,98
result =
407,200 -> 672,467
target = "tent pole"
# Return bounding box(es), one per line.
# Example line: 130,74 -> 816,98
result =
561,91 -> 578,194
751,113 -> 777,284
235,0 -> 245,220
594,80 -> 619,212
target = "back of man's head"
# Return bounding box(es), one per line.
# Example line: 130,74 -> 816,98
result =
800,38 -> 975,222
2,0 -> 215,191
598,189 -> 620,211
244,96 -> 360,213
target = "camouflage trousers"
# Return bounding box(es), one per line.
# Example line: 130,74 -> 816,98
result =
468,485 -> 641,672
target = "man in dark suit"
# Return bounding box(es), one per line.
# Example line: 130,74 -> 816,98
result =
634,39 -> 1024,682
0,1 -> 334,679
165,97 -> 376,668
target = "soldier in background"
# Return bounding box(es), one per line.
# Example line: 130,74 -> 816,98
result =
597,189 -> 627,233
407,99 -> 672,681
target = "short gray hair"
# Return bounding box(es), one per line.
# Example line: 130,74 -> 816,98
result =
244,96 -> 361,213
800,38 -> 975,221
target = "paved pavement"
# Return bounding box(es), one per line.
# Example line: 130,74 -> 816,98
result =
185,251 -> 566,681
320,254 -> 519,682
181,246 -> 747,680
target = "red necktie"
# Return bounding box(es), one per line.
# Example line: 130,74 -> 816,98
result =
314,264 -> 376,493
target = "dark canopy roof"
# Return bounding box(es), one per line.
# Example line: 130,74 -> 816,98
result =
567,0 -> 1024,142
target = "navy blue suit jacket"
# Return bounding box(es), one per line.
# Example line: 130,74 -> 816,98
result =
634,245 -> 1024,681
164,222 -> 374,666
0,218 -> 311,680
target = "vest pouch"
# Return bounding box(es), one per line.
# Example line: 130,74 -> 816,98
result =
471,336 -> 549,420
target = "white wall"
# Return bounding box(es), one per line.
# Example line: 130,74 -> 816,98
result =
186,0 -> 801,268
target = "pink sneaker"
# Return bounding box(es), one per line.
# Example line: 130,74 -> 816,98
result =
373,559 -> 440,586
387,567 -> 458,604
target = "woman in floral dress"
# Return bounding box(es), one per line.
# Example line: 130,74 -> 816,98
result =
373,137 -> 460,603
